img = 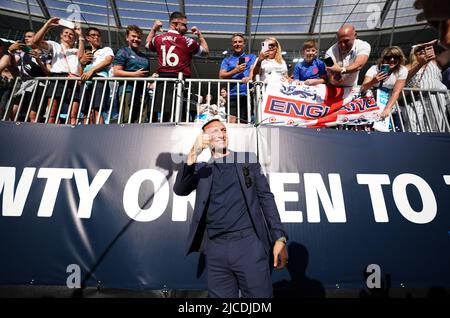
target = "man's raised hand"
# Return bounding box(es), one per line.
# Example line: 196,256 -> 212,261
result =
187,132 -> 211,165
152,20 -> 163,32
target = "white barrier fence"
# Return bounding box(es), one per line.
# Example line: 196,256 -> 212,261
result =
1,74 -> 449,132
392,88 -> 450,133
0,74 -> 255,125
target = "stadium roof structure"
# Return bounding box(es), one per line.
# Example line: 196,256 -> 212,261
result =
0,0 -> 439,78
0,0 -> 428,34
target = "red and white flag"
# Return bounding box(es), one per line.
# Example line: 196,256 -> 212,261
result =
260,78 -> 381,127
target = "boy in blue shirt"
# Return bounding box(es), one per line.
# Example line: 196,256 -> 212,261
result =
293,39 -> 327,85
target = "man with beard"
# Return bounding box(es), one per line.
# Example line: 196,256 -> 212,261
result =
146,12 -> 209,122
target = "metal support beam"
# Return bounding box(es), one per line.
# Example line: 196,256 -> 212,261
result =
318,0 -> 323,51
389,0 -> 399,46
179,0 -> 185,14
379,0 -> 394,27
106,0 -> 112,48
26,0 -> 33,31
109,0 -> 122,28
35,0 -> 50,19
245,0 -> 253,54
309,0 -> 323,34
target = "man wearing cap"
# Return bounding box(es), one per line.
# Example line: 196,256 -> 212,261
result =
173,119 -> 288,298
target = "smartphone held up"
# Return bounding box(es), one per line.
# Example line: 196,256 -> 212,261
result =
380,64 -> 390,74
21,45 -> 32,54
261,41 -> 269,53
411,39 -> 438,51
58,18 -> 75,29
84,46 -> 93,65
322,56 -> 334,67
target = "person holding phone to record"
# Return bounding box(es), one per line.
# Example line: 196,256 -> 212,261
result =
325,24 -> 371,87
33,17 -> 85,124
219,33 -> 256,123
361,46 -> 408,130
5,31 -> 52,122
78,27 -> 114,124
250,37 -> 288,85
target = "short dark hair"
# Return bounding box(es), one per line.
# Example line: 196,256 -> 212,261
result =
85,27 -> 101,37
201,118 -> 222,130
170,12 -> 187,22
126,25 -> 143,37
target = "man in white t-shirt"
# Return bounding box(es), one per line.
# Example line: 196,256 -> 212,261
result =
326,24 -> 371,87
79,27 -> 114,124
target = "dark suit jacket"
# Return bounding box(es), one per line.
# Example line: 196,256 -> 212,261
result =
173,151 -> 287,256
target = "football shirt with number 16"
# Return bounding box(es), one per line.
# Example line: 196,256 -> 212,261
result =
149,30 -> 200,77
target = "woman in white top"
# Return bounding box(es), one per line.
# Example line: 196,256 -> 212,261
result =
250,37 -> 288,85
406,44 -> 447,132
33,17 -> 85,124
361,46 -> 408,119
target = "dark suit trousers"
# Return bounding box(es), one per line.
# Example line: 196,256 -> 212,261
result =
205,229 -> 272,298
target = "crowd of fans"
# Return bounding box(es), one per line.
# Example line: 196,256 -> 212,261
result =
0,11 -> 449,130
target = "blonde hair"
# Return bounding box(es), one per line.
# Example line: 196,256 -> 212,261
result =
409,48 -> 418,65
266,37 -> 284,64
377,46 -> 406,73
409,45 -> 431,65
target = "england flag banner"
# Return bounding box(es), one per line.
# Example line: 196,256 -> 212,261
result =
260,78 -> 382,127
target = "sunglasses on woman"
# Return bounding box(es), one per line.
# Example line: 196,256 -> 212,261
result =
383,55 -> 399,61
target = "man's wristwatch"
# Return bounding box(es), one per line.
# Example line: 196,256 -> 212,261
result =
340,67 -> 347,75
276,236 -> 287,244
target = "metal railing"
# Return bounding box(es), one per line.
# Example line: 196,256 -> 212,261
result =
184,78 -> 254,124
1,74 -> 449,133
390,88 -> 450,133
0,74 -> 255,125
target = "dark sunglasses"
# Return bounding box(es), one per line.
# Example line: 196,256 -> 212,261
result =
88,33 -> 101,38
268,43 -> 277,49
384,55 -> 399,61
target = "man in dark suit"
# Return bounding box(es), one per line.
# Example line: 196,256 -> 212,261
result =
173,119 -> 288,298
